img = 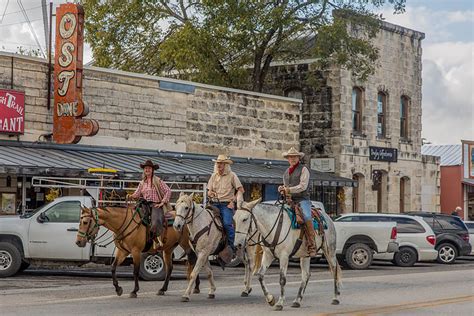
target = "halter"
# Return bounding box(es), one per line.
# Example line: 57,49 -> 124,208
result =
78,207 -> 100,241
175,198 -> 198,225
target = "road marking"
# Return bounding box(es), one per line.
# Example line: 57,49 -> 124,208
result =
315,295 -> 474,315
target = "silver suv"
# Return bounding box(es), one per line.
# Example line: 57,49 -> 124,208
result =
335,213 -> 437,266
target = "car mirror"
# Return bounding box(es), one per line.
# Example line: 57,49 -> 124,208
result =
37,212 -> 48,223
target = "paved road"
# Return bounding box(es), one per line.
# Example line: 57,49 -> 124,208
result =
1,258 -> 473,315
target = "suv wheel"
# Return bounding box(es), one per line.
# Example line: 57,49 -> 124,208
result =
437,243 -> 457,264
394,247 -> 418,267
139,253 -> 166,281
345,243 -> 373,270
0,242 -> 22,277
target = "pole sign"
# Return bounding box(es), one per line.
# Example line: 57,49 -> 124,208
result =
54,3 -> 98,144
369,146 -> 398,162
0,89 -> 25,134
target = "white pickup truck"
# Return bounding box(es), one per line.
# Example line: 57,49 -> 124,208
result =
0,196 -> 166,280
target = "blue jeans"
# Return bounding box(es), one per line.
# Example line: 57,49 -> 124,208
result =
213,202 -> 235,249
298,200 -> 312,222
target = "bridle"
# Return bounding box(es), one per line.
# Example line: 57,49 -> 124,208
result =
78,207 -> 100,241
235,206 -> 260,246
175,198 -> 199,225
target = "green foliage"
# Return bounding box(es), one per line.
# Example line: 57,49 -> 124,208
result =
15,46 -> 43,58
81,0 -> 406,91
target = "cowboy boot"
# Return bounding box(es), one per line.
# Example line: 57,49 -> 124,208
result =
304,220 -> 317,257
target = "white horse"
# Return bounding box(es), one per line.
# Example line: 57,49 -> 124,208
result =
234,199 -> 342,310
173,192 -> 221,302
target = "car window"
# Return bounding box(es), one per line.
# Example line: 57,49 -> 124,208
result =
43,201 -> 81,223
436,216 -> 467,231
391,217 -> 425,233
465,223 -> 474,233
357,216 -> 391,222
336,216 -> 360,222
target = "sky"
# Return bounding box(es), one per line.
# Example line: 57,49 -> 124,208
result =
0,0 -> 472,145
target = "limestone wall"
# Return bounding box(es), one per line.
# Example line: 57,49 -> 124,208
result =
0,53 -> 300,159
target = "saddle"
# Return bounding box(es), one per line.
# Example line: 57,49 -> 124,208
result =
204,204 -> 232,267
136,199 -> 174,253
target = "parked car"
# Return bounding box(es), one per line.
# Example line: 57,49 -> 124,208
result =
262,201 -> 398,270
463,221 -> 474,255
407,212 -> 471,264
335,213 -> 437,267
0,196 -> 166,280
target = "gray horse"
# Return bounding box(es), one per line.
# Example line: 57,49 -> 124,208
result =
234,199 -> 342,310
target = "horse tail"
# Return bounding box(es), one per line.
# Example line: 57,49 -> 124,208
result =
252,244 -> 263,274
320,211 -> 342,288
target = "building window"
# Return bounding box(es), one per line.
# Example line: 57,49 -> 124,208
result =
400,96 -> 410,139
377,92 -> 387,137
352,87 -> 363,133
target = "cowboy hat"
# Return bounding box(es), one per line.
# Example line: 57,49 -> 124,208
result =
212,154 -> 233,164
282,147 -> 305,158
140,159 -> 159,170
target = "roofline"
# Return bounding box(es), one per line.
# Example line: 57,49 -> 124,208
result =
0,52 -> 302,104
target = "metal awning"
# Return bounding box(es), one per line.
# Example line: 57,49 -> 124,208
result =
0,140 -> 356,187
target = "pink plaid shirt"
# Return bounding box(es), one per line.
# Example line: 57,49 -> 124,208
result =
132,179 -> 171,204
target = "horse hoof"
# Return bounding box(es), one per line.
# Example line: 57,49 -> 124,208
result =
129,293 -> 137,298
208,294 -> 215,299
248,288 -> 252,294
181,296 -> 189,302
332,299 -> 340,305
116,287 -> 123,297
157,290 -> 165,296
267,295 -> 276,306
193,288 -> 200,294
241,291 -> 249,297
274,304 -> 283,311
291,302 -> 300,308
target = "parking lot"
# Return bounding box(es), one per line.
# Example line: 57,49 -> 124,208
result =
1,257 -> 473,315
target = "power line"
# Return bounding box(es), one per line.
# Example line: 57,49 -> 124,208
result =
0,4 -> 43,19
0,0 -> 10,23
17,0 -> 45,58
0,18 -> 43,28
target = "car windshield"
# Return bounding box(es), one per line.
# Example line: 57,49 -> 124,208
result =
20,203 -> 51,219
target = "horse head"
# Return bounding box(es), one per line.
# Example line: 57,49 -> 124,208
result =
173,192 -> 195,232
233,198 -> 261,249
76,205 -> 100,247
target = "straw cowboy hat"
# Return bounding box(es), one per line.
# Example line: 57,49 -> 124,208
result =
140,159 -> 160,170
282,147 -> 305,158
212,154 -> 233,164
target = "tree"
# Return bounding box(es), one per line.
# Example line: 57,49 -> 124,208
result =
82,0 -> 406,92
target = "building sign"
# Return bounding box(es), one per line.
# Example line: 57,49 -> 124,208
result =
311,158 -> 335,172
54,3 -> 98,144
369,146 -> 398,162
0,89 -> 25,134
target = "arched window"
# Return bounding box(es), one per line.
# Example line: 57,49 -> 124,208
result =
400,177 -> 411,213
352,87 -> 363,133
285,89 -> 303,100
352,173 -> 365,213
377,92 -> 387,137
400,96 -> 410,139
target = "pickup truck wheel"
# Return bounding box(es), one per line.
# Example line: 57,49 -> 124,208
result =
139,253 -> 165,281
345,243 -> 372,270
0,242 -> 22,277
436,243 -> 457,264
394,247 -> 418,267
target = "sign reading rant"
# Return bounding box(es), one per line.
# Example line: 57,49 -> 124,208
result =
369,146 -> 398,162
54,3 -> 98,144
0,89 -> 25,134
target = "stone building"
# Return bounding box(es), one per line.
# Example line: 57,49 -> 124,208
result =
262,20 -> 440,213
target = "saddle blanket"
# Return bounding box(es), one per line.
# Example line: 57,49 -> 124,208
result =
283,205 -> 328,230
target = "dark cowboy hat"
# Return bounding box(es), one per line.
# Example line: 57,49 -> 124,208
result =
140,159 -> 159,170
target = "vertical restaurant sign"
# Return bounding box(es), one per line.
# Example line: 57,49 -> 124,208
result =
54,3 -> 98,144
0,89 -> 25,134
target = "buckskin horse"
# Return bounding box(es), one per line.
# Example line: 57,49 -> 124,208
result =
75,204 -> 200,298
234,199 -> 342,310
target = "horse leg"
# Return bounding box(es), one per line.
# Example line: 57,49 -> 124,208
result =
181,252 -> 207,302
186,248 -> 200,294
111,249 -> 128,296
292,257 -> 310,308
256,249 -> 275,306
157,248 -> 173,295
205,261 -> 216,299
274,254 -> 289,311
129,248 -> 141,298
323,243 -> 342,305
241,246 -> 254,297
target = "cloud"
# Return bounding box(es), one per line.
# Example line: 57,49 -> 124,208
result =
380,5 -> 474,144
